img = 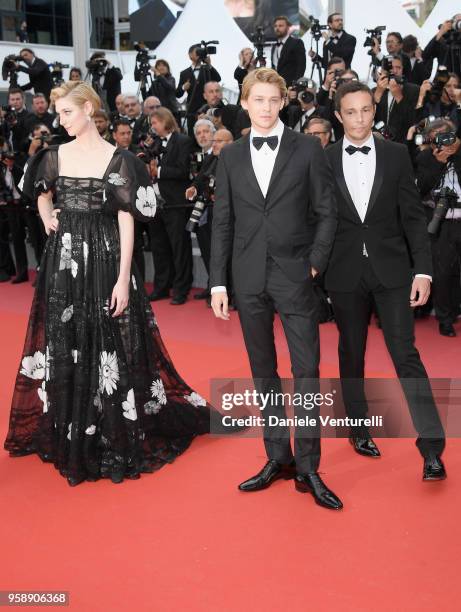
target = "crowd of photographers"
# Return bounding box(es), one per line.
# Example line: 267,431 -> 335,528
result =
1,11 -> 461,332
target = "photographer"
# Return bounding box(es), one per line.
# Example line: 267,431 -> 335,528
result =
176,44 -> 221,136
193,118 -> 215,155
303,117 -> 332,148
271,16 -> 306,85
416,72 -> 461,131
122,95 -> 143,142
131,96 -> 162,146
234,48 -> 256,103
280,79 -> 327,131
402,35 -> 432,86
185,128 -> 234,302
13,48 -> 53,101
415,119 -> 461,336
316,56 -> 345,106
422,15 -> 461,79
309,13 -> 356,70
0,88 -> 33,166
373,55 -> 420,143
86,52 -> 122,112
321,68 -> 359,140
147,108 -> 194,305
148,60 -> 180,119
93,110 -> 112,142
196,82 -> 251,139
370,32 -> 412,80
25,93 -> 55,133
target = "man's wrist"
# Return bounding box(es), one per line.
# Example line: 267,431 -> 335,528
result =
211,286 -> 227,294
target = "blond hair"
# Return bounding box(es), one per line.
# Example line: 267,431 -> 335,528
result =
151,107 -> 179,133
50,80 -> 102,116
240,68 -> 287,101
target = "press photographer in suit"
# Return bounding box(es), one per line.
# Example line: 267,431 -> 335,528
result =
309,13 -> 356,71
210,68 -> 342,510
14,48 -> 53,101
325,81 -> 446,481
271,16 -> 306,86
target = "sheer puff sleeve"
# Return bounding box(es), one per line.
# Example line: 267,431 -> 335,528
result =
104,149 -> 157,222
19,146 -> 59,200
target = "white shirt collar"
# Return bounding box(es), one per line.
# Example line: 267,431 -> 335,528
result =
251,119 -> 285,140
343,132 -> 375,152
277,34 -> 290,44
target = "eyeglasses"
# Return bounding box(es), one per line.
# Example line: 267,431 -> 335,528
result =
306,131 -> 328,137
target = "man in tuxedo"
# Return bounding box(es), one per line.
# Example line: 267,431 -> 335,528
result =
148,108 -> 194,305
15,49 -> 53,101
369,32 -> 412,81
309,13 -> 356,71
210,68 -> 342,510
87,52 -> 122,112
325,80 -> 446,481
176,45 -> 221,137
271,16 -> 306,86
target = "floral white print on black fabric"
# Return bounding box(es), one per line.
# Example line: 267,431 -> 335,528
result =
99,351 -> 119,395
108,172 -> 127,186
38,381 -> 49,413
18,163 -> 28,192
85,425 -> 96,435
132,275 -> 137,291
151,378 -> 167,406
185,392 -> 207,407
20,350 -> 48,380
59,233 -> 78,277
61,305 -> 73,322
67,423 -> 72,440
34,178 -> 48,192
135,186 -> 157,218
122,389 -> 137,421
144,400 -> 161,415
71,349 -> 78,364
83,241 -> 89,266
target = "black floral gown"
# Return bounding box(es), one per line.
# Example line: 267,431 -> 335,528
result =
4,145 -> 214,486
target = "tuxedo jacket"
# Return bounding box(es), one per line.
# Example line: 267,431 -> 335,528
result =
210,128 -> 337,294
374,82 -> 420,143
18,58 -> 53,100
321,31 -> 356,69
272,36 -> 306,86
176,65 -> 221,114
157,132 -> 194,207
324,136 -> 432,292
102,66 -> 122,112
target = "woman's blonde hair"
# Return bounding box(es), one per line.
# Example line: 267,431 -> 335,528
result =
50,80 -> 102,116
241,68 -> 287,101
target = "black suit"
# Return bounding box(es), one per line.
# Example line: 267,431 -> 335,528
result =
271,36 -> 306,85
18,58 -> 53,100
325,136 -> 445,456
102,66 -> 123,112
148,132 -> 194,298
211,128 -> 337,473
321,31 -> 356,70
176,64 -> 221,134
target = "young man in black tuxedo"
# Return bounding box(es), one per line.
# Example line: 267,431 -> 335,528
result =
271,16 -> 306,87
325,80 -> 446,481
210,68 -> 342,510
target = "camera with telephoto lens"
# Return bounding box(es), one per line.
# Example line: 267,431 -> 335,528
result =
381,56 -> 404,85
289,78 -> 315,104
195,40 -> 219,62
85,56 -> 108,78
374,121 -> 394,140
428,187 -> 459,234
251,26 -> 266,65
1,105 -> 18,125
308,15 -> 329,40
414,130 -> 457,147
186,174 -> 216,233
425,66 -> 450,104
133,42 -> 156,81
1,54 -> 22,87
49,61 -> 69,86
364,26 -> 386,54
137,133 -> 163,164
189,151 -> 206,179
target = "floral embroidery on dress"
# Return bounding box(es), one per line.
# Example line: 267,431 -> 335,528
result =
107,172 -> 127,186
61,305 -> 73,323
135,186 -> 157,218
122,389 -> 137,421
99,351 -> 119,396
184,392 -> 207,407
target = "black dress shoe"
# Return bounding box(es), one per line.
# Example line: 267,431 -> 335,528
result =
423,455 -> 447,481
238,460 -> 296,492
194,289 -> 209,300
349,436 -> 381,457
11,271 -> 29,284
170,295 -> 187,305
295,473 -> 343,510
439,323 -> 456,337
148,290 -> 170,301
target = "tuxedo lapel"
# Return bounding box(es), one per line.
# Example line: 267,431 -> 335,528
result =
265,128 -> 297,202
365,135 -> 384,219
330,140 -> 361,222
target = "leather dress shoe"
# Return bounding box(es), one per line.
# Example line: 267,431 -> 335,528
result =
238,460 -> 296,492
423,455 -> 447,481
171,295 -> 187,305
148,290 -> 170,301
12,270 -> 29,284
194,289 -> 209,300
349,436 -> 381,457
295,473 -> 343,510
439,323 -> 456,337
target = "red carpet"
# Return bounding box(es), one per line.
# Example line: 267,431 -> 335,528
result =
1,279 -> 460,611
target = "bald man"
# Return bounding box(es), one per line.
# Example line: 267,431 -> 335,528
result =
186,128 -> 234,301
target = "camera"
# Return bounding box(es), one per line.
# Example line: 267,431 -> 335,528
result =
428,187 -> 459,234
49,61 -> 69,86
85,57 -> 108,78
195,40 -> 219,62
0,105 -> 18,125
1,54 -> 22,87
380,56 -> 404,85
374,121 -> 394,140
425,65 -> 450,103
308,15 -> 329,39
189,152 -> 206,179
251,26 -> 266,66
186,174 -> 215,233
414,130 -> 457,147
364,26 -> 386,52
133,42 -> 156,81
137,133 -> 163,164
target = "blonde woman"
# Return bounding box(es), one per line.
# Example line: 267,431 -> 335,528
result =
4,81 -> 214,486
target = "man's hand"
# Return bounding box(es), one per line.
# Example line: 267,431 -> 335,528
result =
372,37 -> 381,55
376,73 -> 389,93
389,78 -> 403,102
308,49 -> 316,59
149,159 -> 158,178
183,80 -> 191,92
211,291 -> 230,320
436,20 -> 452,40
410,277 -> 431,307
433,146 -> 452,164
185,186 -> 197,200
311,267 -> 318,278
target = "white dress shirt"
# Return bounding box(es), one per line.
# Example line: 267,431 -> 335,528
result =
342,133 -> 430,280
211,120 -> 285,294
156,131 -> 172,178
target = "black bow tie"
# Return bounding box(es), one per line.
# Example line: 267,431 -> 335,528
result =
276,41 -> 284,47
345,145 -> 371,155
252,136 -> 279,151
